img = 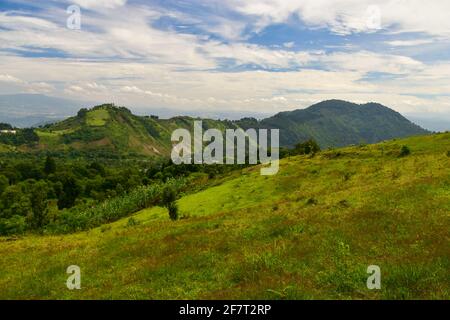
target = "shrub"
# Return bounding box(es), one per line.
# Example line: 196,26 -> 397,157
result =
0,215 -> 26,236
167,202 -> 179,221
399,145 -> 411,157
161,185 -> 179,221
293,139 -> 321,155
161,186 -> 177,206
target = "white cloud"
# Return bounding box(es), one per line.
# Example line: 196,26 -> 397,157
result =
0,74 -> 23,83
385,39 -> 435,47
0,1 -> 448,121
231,0 -> 450,37
27,82 -> 55,94
71,0 -> 127,10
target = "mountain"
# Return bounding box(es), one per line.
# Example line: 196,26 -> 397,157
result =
0,94 -> 93,128
0,100 -> 428,156
245,100 -> 429,148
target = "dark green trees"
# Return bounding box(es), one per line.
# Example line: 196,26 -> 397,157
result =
44,156 -> 56,175
30,182 -> 48,229
57,175 -> 81,209
0,175 -> 8,195
294,139 -> 321,155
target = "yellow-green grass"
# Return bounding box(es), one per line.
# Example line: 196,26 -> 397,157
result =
36,129 -> 75,148
0,143 -> 14,153
86,108 -> 110,126
0,133 -> 449,299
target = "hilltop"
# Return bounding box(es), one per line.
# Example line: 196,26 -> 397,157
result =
0,132 -> 448,299
32,104 -> 240,157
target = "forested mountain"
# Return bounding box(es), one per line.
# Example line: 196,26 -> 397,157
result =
248,100 -> 428,148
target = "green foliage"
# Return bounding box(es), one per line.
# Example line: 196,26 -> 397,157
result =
0,174 -> 8,195
77,108 -> 88,118
30,182 -> 49,229
57,175 -> 81,209
399,145 -> 411,157
47,179 -> 186,233
44,156 -> 56,175
0,215 -> 26,236
258,100 -> 429,148
161,185 -> 179,221
161,186 -> 177,206
293,139 -> 321,155
0,128 -> 39,146
167,202 -> 179,221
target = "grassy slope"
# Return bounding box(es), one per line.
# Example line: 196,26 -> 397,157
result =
31,106 -> 241,157
0,133 -> 449,299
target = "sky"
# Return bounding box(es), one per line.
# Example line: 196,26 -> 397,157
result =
0,0 -> 449,123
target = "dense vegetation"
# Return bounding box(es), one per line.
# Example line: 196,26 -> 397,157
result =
0,132 -> 448,299
0,153 -> 244,235
239,100 -> 429,148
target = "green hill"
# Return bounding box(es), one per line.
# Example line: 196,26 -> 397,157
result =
32,104 -> 239,157
252,100 -> 429,148
0,100 -> 428,156
0,132 -> 448,299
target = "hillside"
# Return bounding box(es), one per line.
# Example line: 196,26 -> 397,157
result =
0,132 -> 448,299
253,100 -> 429,148
31,104 -> 240,157
0,100 -> 429,156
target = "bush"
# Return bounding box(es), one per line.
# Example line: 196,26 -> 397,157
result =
161,186 -> 177,206
0,215 -> 26,236
167,202 -> 179,221
161,185 -> 179,221
399,145 -> 411,157
293,139 -> 321,155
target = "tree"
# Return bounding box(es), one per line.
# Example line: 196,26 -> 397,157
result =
0,175 -> 8,195
30,182 -> 48,229
77,108 -> 88,118
161,186 -> 178,221
44,156 -> 56,175
294,139 -> 321,155
57,175 -> 81,209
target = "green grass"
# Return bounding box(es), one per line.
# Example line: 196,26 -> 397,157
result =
0,143 -> 14,152
86,108 -> 110,127
0,133 -> 449,299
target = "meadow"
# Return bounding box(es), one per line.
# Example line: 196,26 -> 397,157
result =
0,133 -> 448,299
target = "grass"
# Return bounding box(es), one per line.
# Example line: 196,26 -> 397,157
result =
86,108 -> 110,127
0,133 -> 449,299
0,143 -> 14,152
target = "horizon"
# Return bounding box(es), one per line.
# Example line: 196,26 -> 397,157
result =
2,92 -> 447,132
0,1 -> 449,127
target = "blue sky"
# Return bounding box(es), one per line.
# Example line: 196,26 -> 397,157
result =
0,0 -> 449,123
